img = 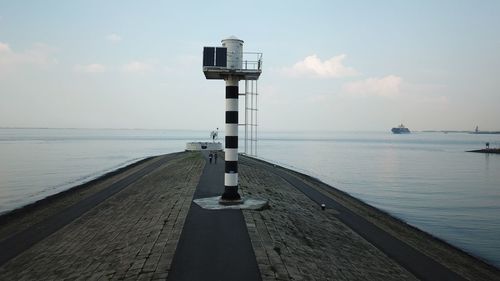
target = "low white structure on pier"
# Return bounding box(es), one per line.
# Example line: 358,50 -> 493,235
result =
185,142 -> 222,151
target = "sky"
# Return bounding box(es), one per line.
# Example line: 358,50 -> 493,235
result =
0,1 -> 499,132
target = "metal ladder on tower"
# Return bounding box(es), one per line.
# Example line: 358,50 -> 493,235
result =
243,79 -> 258,156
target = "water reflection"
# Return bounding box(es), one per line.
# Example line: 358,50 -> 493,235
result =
258,131 -> 500,267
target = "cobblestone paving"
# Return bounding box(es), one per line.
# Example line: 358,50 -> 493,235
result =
296,173 -> 500,281
0,156 -> 166,242
239,159 -> 418,281
0,152 -> 203,281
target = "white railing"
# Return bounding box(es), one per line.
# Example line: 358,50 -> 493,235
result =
242,52 -> 263,71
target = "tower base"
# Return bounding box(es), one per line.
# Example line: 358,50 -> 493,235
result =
194,196 -> 268,210
220,186 -> 242,205
219,197 -> 244,206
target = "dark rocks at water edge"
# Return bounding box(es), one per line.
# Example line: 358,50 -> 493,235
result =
467,148 -> 500,154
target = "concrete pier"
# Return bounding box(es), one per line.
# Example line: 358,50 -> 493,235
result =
0,151 -> 499,280
0,153 -> 203,280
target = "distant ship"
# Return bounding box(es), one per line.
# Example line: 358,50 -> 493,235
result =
392,124 -> 410,134
470,126 -> 500,134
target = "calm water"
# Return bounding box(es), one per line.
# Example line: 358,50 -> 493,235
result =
0,128 -> 499,267
0,128 -> 207,214
257,131 -> 500,268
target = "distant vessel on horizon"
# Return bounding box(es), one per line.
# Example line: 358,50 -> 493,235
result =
470,125 -> 500,135
392,124 -> 411,134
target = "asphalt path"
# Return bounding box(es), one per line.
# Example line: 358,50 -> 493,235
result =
240,155 -> 467,281
167,151 -> 261,281
0,153 -> 179,267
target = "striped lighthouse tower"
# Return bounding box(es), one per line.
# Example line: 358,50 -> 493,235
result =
202,36 -> 262,204
222,77 -> 240,201
220,37 -> 244,202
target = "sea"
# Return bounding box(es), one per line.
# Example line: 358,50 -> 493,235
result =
0,128 -> 499,268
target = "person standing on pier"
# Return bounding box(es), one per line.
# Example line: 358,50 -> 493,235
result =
214,152 -> 218,164
209,153 -> 213,164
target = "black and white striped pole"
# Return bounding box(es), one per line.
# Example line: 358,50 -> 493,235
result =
202,36 -> 262,205
222,77 -> 240,201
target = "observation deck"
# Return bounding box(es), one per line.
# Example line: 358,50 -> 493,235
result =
203,49 -> 262,80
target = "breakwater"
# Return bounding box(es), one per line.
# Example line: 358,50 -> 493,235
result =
0,151 -> 499,280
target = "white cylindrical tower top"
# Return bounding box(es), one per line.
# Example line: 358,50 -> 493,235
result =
222,36 -> 244,70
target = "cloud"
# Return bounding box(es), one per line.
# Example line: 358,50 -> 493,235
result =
0,42 -> 57,72
0,42 -> 11,52
122,61 -> 155,73
73,63 -> 107,73
342,75 -> 402,97
106,33 -> 122,42
284,54 -> 358,78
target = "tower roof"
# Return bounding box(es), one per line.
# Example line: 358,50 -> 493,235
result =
222,35 -> 244,43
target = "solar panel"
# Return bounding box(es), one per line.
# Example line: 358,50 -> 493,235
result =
203,47 -> 215,66
215,47 -> 227,67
